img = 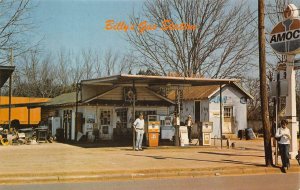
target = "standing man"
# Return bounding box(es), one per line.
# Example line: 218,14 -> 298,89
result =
185,115 -> 193,143
275,119 -> 291,173
133,113 -> 145,151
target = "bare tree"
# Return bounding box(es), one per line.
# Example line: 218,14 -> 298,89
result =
13,50 -> 59,98
104,49 -> 118,76
243,78 -> 261,120
93,51 -> 103,78
127,0 -> 257,78
8,46 -> 136,97
56,49 -> 72,93
82,49 -> 94,79
0,0 -> 35,65
118,53 -> 138,74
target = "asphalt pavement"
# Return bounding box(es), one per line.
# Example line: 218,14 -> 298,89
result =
0,173 -> 299,190
0,138 -> 299,184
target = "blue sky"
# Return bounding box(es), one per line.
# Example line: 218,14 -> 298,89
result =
30,0 -> 145,54
30,0 -> 259,55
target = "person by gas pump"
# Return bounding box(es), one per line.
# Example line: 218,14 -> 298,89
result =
185,115 -> 193,143
275,119 -> 291,173
271,120 -> 276,147
133,113 -> 145,151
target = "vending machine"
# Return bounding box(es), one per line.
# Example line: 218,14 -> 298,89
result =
48,117 -> 61,137
83,115 -> 95,142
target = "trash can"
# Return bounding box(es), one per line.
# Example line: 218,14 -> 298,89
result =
56,128 -> 64,142
238,130 -> 245,140
245,128 -> 255,140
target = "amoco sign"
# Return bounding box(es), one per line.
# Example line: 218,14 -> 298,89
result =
270,4 -> 300,55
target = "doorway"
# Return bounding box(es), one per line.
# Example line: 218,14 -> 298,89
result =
223,106 -> 233,133
194,101 -> 200,123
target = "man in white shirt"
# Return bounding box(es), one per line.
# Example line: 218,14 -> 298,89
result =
133,113 -> 145,151
275,119 -> 291,173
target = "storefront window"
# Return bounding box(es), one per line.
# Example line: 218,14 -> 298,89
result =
116,108 -> 127,128
224,106 -> 232,118
100,110 -> 111,125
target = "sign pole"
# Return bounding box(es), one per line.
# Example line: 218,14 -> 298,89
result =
285,55 -> 298,159
269,4 -> 299,160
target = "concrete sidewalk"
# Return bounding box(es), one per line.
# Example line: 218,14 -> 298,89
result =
0,138 -> 299,184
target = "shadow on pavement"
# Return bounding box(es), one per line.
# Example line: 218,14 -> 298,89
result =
198,151 -> 265,158
126,154 -> 265,167
55,140 -> 132,148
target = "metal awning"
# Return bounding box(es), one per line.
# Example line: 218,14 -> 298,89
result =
0,65 -> 15,88
80,74 -> 239,102
81,74 -> 238,86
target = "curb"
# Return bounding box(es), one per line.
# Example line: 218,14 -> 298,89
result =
1,166 -> 299,184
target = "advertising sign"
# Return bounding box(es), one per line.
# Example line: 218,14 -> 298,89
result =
269,4 -> 300,55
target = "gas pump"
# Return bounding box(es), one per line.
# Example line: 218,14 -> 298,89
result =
160,116 -> 174,140
147,115 -> 160,147
199,122 -> 213,146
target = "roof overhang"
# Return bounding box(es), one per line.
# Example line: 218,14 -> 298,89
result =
81,74 -> 238,87
0,65 -> 15,88
80,74 -> 239,103
0,102 -> 43,109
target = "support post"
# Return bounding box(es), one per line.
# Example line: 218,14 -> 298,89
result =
220,84 -> 223,149
174,87 -> 180,146
28,107 -> 30,127
8,48 -> 13,130
132,80 -> 136,150
75,83 -> 79,141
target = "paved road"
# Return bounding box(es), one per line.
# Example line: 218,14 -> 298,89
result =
1,173 -> 299,190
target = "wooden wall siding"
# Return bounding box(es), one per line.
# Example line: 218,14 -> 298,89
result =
99,87 -> 123,100
136,87 -> 161,101
82,84 -> 116,102
98,87 -> 161,101
41,108 -> 58,122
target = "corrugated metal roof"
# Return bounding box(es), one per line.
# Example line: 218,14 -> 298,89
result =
167,83 -> 253,101
43,92 -> 79,106
168,85 -> 220,100
81,74 -> 239,86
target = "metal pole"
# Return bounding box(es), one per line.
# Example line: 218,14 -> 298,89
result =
28,107 -> 30,127
132,80 -> 136,150
75,83 -> 79,141
258,0 -> 273,166
8,48 -> 13,130
220,84 -> 223,149
174,87 -> 180,146
275,72 -> 280,165
275,97 -> 278,165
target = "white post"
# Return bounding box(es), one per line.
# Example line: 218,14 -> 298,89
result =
285,55 -> 298,159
